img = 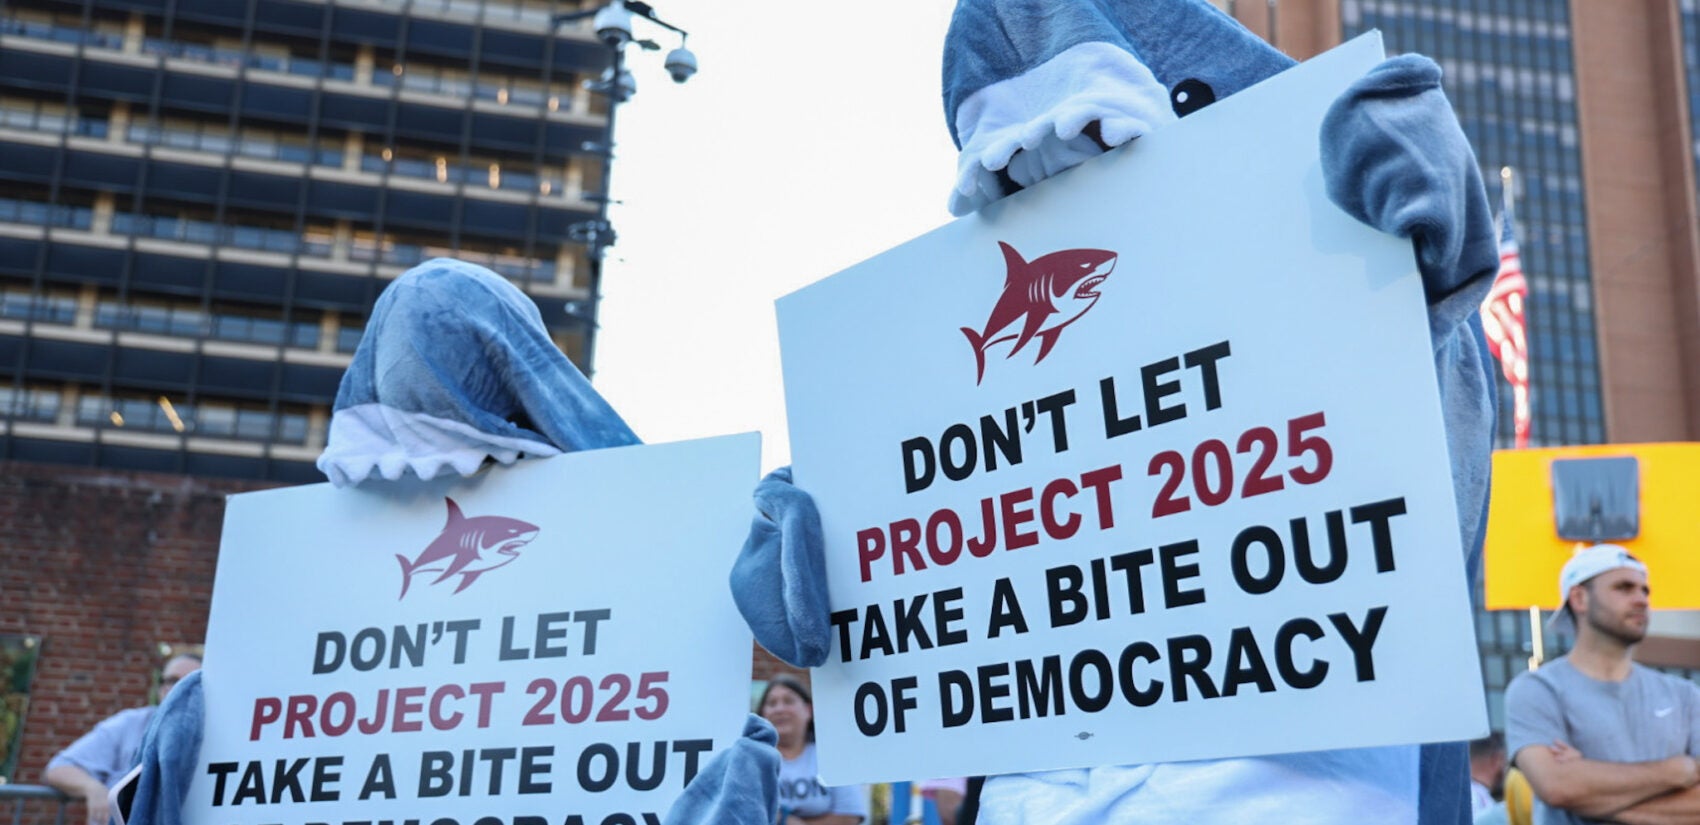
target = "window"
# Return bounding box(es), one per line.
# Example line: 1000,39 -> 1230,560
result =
0,287 -> 77,325
95,299 -> 321,349
0,385 -> 61,422
76,393 -> 311,445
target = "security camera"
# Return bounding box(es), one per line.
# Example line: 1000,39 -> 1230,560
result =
663,47 -> 697,83
593,3 -> 633,46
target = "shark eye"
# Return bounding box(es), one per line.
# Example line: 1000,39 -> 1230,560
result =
1171,79 -> 1216,117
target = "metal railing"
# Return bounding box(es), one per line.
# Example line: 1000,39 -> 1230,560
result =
0,784 -> 69,825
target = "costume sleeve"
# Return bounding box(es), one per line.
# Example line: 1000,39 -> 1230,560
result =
1503,672 -> 1565,767
729,467 -> 833,667
46,708 -> 144,787
1320,52 -> 1499,583
1320,54 -> 1499,335
662,714 -> 781,825
127,670 -> 204,825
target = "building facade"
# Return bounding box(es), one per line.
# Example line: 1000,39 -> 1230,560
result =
1222,0 -> 1700,727
0,0 -> 612,483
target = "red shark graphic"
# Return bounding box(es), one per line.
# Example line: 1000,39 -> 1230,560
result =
395,498 -> 540,599
961,242 -> 1118,384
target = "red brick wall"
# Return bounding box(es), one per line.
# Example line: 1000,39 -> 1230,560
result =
0,461 -> 275,791
1,459 -> 812,804
752,645 -> 809,684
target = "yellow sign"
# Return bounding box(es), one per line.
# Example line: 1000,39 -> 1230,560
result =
1485,442 -> 1700,610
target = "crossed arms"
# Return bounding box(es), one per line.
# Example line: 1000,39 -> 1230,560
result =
1516,741 -> 1700,825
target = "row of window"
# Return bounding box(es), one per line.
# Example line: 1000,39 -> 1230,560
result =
347,235 -> 547,283
3,13 -> 582,115
141,36 -> 356,82
0,15 -> 123,50
81,394 -> 310,443
378,0 -> 565,27
0,100 -> 108,138
0,290 -> 77,325
0,195 -> 558,284
0,96 -> 576,196
0,385 -> 312,445
125,122 -> 344,169
0,196 -> 93,230
95,302 -> 321,350
0,284 -> 367,353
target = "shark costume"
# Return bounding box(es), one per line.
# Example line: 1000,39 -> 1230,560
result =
731,1 -> 1498,824
123,259 -> 781,825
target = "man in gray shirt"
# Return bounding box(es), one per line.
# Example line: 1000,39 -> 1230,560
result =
44,653 -> 200,825
1505,544 -> 1700,825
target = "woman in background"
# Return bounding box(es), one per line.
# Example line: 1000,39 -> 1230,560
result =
758,675 -> 867,825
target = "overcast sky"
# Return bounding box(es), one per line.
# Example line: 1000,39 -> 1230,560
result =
587,2 -> 962,470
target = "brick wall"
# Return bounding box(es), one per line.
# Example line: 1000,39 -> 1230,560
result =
0,461 -> 274,788
1,459 -> 810,805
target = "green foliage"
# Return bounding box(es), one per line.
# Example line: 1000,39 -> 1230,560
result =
0,636 -> 42,783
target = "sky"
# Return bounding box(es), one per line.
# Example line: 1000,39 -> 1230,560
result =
586,2 -> 963,471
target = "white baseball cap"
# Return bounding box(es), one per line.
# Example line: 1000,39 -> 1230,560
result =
1547,543 -> 1647,635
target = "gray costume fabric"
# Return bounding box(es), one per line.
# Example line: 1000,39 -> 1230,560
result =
736,4 -> 1496,825
1505,657 -> 1700,825
127,670 -> 203,825
317,258 -> 639,486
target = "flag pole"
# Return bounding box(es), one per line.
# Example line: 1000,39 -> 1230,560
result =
1528,606 -> 1543,671
1498,166 -> 1544,669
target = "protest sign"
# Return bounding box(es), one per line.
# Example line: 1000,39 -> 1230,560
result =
1485,442 -> 1700,610
776,33 -> 1487,784
186,433 -> 759,825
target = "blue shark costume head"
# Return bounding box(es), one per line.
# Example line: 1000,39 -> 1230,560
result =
943,0 -> 1295,215
317,258 -> 640,486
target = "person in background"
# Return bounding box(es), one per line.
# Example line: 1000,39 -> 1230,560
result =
44,653 -> 201,825
1471,733 -> 1508,815
917,777 -> 967,825
759,674 -> 867,825
1506,544 -> 1700,825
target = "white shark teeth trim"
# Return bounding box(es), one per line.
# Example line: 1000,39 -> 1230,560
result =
317,403 -> 562,487
950,41 -> 1179,216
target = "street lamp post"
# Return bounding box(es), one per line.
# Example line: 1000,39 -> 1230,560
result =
552,1 -> 695,376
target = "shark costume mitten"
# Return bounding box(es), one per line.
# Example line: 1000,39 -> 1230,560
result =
127,671 -> 204,825
661,714 -> 782,825
735,2 -> 1496,824
730,466 -> 834,667
130,260 -> 780,825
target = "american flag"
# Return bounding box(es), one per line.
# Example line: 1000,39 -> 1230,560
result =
1481,181 -> 1531,448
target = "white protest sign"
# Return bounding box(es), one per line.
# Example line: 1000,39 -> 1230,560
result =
776,33 -> 1487,784
187,433 -> 759,825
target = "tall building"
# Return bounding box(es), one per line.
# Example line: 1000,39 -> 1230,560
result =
0,0 -> 613,483
1223,0 -> 1700,727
